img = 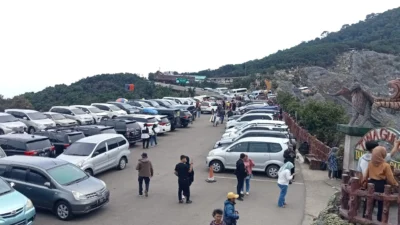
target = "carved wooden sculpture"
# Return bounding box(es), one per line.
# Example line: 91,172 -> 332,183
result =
373,79 -> 400,110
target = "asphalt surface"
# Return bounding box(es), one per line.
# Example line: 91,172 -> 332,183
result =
36,116 -> 305,225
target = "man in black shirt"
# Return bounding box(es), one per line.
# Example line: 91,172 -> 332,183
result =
235,153 -> 247,201
174,155 -> 193,203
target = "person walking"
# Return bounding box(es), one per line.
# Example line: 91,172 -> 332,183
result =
182,156 -> 194,200
277,162 -> 295,208
227,108 -> 233,118
136,153 -> 154,197
150,124 -> 158,146
210,209 -> 226,225
362,146 -> 399,221
174,155 -> 193,204
241,154 -> 255,195
220,107 -> 226,124
223,192 -> 239,225
283,146 -> 296,183
232,100 -> 237,112
327,147 -> 338,179
234,153 -> 247,201
141,124 -> 150,149
196,101 -> 201,118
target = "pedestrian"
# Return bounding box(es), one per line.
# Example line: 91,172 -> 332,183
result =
234,153 -> 247,201
327,147 -> 338,179
141,124 -> 150,149
277,162 -> 295,208
210,209 -> 226,225
362,146 -> 399,221
220,107 -> 226,124
227,108 -> 233,118
222,100 -> 226,109
149,124 -> 158,146
223,192 -> 239,225
174,155 -> 193,204
241,154 -> 255,195
210,110 -> 217,126
283,146 -> 296,183
182,156 -> 194,200
136,152 -> 154,197
214,106 -> 221,127
196,101 -> 201,118
232,100 -> 237,111
226,101 -> 231,110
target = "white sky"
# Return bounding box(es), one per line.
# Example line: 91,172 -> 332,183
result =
0,1 -> 399,98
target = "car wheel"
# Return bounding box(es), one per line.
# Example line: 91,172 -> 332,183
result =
56,124 -> 61,127
84,169 -> 93,176
0,129 -> 4,135
28,127 -> 36,134
118,157 -> 127,170
54,201 -> 73,221
112,116 -> 117,119
210,160 -> 224,173
266,165 -> 280,178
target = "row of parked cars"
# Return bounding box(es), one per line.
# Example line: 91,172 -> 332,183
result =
0,97 -> 202,223
206,103 -> 296,178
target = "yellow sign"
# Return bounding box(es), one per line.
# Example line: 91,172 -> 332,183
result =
264,80 -> 271,91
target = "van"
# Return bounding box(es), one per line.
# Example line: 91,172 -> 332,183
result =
5,109 -> 56,134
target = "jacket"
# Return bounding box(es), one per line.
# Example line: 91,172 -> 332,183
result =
357,153 -> 391,179
283,149 -> 296,164
136,158 -> 154,177
235,159 -> 247,178
223,200 -> 239,225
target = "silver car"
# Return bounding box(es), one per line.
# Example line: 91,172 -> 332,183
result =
43,112 -> 78,127
57,133 -> 130,176
214,130 -> 291,149
70,105 -> 110,124
206,137 -> 288,178
90,103 -> 127,118
5,109 -> 56,134
49,106 -> 94,125
0,112 -> 27,135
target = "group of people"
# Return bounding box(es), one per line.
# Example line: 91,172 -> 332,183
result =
210,100 -> 241,127
141,123 -> 158,149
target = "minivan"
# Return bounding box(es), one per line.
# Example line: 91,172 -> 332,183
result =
5,109 -> 56,134
49,106 -> 94,125
70,105 -> 110,123
34,128 -> 86,156
0,112 -> 27,135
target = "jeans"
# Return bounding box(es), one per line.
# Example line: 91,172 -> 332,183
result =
220,115 -> 225,124
236,176 -> 245,197
278,184 -> 288,207
241,175 -> 252,193
150,135 -> 157,146
142,138 -> 149,148
138,176 -> 150,195
178,179 -> 190,201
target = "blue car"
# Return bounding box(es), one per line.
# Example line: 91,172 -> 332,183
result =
0,177 -> 36,225
141,108 -> 158,115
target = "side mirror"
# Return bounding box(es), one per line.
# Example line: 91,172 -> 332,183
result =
86,111 -> 90,114
10,182 -> 15,187
44,182 -> 51,188
23,117 -> 29,120
92,151 -> 99,157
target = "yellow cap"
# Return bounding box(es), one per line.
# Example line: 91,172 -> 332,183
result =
227,192 -> 239,199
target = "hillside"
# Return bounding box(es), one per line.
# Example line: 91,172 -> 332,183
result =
186,7 -> 400,77
21,73 -> 178,111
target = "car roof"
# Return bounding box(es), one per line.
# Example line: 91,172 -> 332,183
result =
241,113 -> 273,117
0,133 -> 48,142
71,105 -> 95,108
241,130 -> 287,135
248,119 -> 285,125
5,109 -> 38,113
125,114 -> 155,119
42,112 -> 58,115
0,156 -> 68,170
76,133 -> 122,143
91,103 -> 114,107
0,112 -> 11,116
236,137 -> 287,143
51,106 -> 80,110
154,115 -> 167,119
78,125 -> 113,129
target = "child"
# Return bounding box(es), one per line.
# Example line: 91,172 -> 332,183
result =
210,209 -> 226,225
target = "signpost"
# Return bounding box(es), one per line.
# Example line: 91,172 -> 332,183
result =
176,78 -> 189,84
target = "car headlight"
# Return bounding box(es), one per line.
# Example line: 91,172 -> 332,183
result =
72,191 -> 87,201
99,179 -> 107,188
25,199 -> 34,210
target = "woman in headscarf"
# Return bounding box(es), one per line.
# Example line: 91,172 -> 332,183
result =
277,162 -> 295,208
327,147 -> 338,180
363,146 -> 398,221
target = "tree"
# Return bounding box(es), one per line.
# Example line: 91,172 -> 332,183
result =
0,95 -> 33,111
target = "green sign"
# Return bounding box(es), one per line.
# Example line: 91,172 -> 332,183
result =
176,78 -> 189,84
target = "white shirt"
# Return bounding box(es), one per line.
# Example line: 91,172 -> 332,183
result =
277,170 -> 293,185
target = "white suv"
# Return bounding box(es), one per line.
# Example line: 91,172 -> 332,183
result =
49,106 -> 94,125
225,113 -> 273,129
71,105 -> 110,124
91,103 -> 127,118
200,101 -> 218,114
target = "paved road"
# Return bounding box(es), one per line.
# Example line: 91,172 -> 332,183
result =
36,116 -> 305,225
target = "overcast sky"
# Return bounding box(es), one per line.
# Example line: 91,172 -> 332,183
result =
0,1 -> 399,98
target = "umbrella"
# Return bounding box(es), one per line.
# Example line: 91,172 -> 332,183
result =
116,98 -> 128,103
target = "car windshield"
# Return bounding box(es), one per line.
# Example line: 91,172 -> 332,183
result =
148,101 -> 160,107
109,105 -> 121,111
26,139 -> 52,150
168,101 -> 178,105
138,102 -> 151,107
63,142 -> 96,156
71,108 -> 86,115
47,164 -> 88,186
88,107 -> 103,113
120,103 -> 134,109
101,128 -> 117,134
27,112 -> 47,120
0,178 -> 12,196
68,133 -> 85,143
0,115 -> 18,123
51,114 -> 66,120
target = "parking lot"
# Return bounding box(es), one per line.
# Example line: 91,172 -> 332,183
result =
35,116 -> 305,225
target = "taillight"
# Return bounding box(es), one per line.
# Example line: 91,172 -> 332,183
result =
183,116 -> 188,119
25,150 -> 38,156
63,144 -> 70,148
145,123 -> 153,127
50,146 -> 56,151
159,122 -> 166,125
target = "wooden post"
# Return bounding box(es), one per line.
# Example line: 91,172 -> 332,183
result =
365,183 -> 375,220
382,185 -> 391,223
341,173 -> 350,210
348,177 -> 360,222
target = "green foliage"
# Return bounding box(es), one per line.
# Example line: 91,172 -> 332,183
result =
187,7 -> 400,77
22,73 -> 179,111
0,95 -> 33,112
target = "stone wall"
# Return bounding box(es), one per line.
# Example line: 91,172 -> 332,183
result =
311,192 -> 353,225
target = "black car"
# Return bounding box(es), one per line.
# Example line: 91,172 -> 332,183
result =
107,102 -> 140,114
74,125 -> 117,137
99,119 -> 142,144
179,110 -> 192,128
155,108 -> 181,130
0,134 -> 54,157
34,128 -> 85,156
174,105 -> 196,121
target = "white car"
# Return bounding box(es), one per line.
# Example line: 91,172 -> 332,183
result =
57,133 -> 130,175
5,109 -> 56,133
91,103 -> 128,118
49,106 -> 94,125
117,114 -> 160,132
200,101 -> 218,114
154,115 -> 171,133
225,113 -> 274,129
0,112 -> 27,135
225,119 -> 286,134
71,105 -> 110,124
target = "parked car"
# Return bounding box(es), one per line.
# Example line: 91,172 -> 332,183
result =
34,128 -> 86,156
142,100 -> 166,108
0,176 -> 36,224
90,103 -> 127,118
162,97 -> 183,104
224,119 -> 286,134
240,105 -> 278,114
49,106 -> 94,125
0,146 -> 6,158
57,134 -> 130,176
5,109 -> 56,134
154,115 -> 171,133
214,130 -> 290,149
107,102 -> 140,114
155,108 -> 181,131
43,112 -> 78,127
0,112 -> 27,135
128,100 -> 154,109
0,156 -> 109,220
206,137 -> 288,178
226,113 -> 273,129
200,101 -> 218,114
153,99 -> 174,108
74,125 -> 117,137
228,109 -> 279,121
98,119 -> 142,144
179,110 -> 192,128
174,105 -> 196,121
175,98 -> 194,105
0,133 -> 55,157
70,105 -> 110,123
222,125 -> 279,139
117,114 -> 159,131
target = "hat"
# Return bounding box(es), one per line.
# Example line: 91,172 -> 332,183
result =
141,152 -> 148,158
227,192 -> 239,199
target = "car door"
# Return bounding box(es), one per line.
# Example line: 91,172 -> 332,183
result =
4,166 -> 30,198
224,142 -> 249,168
268,142 -> 284,162
247,142 -> 270,170
26,169 -> 54,209
91,141 -> 109,173
106,138 -> 120,168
